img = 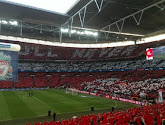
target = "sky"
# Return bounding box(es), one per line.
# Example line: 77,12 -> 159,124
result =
4,0 -> 79,14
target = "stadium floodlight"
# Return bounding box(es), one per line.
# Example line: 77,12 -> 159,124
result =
76,31 -> 81,34
84,30 -> 98,36
61,28 -> 99,36
3,0 -> 80,14
93,32 -> 98,36
71,30 -> 76,33
80,32 -> 85,35
9,21 -> 18,26
60,28 -> 69,33
1,20 -> 8,24
84,30 -> 91,35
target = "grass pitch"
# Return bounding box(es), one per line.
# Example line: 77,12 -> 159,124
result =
0,89 -> 136,125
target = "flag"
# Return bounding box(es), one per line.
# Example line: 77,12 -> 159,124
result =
146,48 -> 153,60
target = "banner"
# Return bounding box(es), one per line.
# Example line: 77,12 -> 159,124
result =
0,50 -> 18,81
146,48 -> 153,60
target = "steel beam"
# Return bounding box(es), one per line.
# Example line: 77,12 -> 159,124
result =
20,22 -> 22,36
64,0 -> 94,25
0,19 -> 1,34
60,30 -> 63,43
156,4 -> 165,10
64,0 -> 108,27
102,0 -> 165,30
94,0 -> 104,12
70,26 -> 145,36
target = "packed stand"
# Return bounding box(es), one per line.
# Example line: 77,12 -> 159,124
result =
18,59 -> 165,72
33,73 -> 48,88
3,38 -> 165,61
0,81 -> 13,89
0,70 -> 165,101
79,70 -> 165,100
14,73 -> 34,88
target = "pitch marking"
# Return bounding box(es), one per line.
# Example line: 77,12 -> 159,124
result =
32,96 -> 46,104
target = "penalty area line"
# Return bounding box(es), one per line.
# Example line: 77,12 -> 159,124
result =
32,96 -> 46,104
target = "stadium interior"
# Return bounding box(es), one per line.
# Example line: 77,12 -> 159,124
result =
0,0 -> 165,125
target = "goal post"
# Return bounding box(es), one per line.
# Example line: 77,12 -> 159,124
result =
65,88 -> 70,94
65,88 -> 79,95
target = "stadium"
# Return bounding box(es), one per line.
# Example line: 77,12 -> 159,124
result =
0,0 -> 165,125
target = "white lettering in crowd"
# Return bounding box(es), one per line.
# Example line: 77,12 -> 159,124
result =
19,46 -> 30,56
107,47 -> 122,57
18,43 -> 138,60
121,46 -> 136,56
34,47 -> 45,56
83,49 -> 97,59
47,48 -> 58,57
71,49 -> 86,59
99,48 -> 112,57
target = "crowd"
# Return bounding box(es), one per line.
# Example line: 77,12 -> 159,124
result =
26,102 -> 165,125
18,59 -> 165,72
80,72 -> 165,100
4,38 -> 165,61
1,40 -> 165,125
1,70 -> 165,100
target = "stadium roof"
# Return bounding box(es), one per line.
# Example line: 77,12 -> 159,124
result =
2,0 -> 80,14
0,0 -> 165,44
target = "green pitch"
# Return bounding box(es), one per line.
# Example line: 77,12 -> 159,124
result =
0,89 -> 136,124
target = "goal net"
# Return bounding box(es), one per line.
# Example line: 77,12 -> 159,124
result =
66,88 -> 79,95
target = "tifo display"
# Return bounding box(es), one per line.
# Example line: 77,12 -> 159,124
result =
0,42 -> 20,81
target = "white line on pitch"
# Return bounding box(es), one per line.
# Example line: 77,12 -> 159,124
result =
32,96 -> 46,104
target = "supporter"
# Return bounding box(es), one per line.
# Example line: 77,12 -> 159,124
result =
161,119 -> 165,125
18,59 -> 165,72
53,112 -> 56,122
